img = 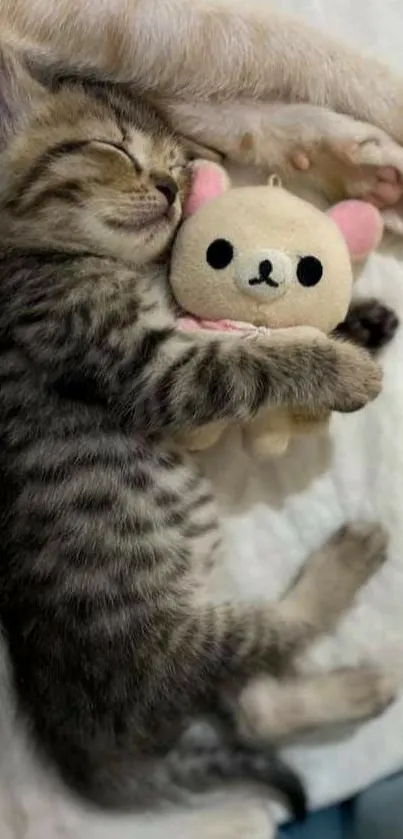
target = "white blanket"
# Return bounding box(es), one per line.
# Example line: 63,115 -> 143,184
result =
2,1 -> 403,836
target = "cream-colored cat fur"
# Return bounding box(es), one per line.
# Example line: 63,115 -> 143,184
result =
4,0 -> 403,232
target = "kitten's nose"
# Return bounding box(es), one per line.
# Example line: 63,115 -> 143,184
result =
153,175 -> 178,207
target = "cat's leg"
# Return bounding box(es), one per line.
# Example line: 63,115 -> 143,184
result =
232,666 -> 397,744
185,522 -> 390,684
221,523 -> 397,744
161,100 -> 403,220
151,522 -> 390,814
28,290 -> 382,436
5,0 -> 403,143
252,522 -> 389,666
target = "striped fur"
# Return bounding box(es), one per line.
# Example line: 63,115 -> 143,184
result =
0,48 -> 388,817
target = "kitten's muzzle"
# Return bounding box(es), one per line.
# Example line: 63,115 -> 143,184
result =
152,174 -> 178,207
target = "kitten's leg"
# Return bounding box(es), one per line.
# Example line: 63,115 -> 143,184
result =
12,512 -> 387,810
29,298 -> 382,435
162,100 -> 403,217
4,0 -> 403,142
127,327 -> 381,435
233,666 -> 397,744
149,522 -> 390,813
187,522 -> 389,682
263,522 -> 388,660
334,300 -> 399,354
222,523 -> 397,743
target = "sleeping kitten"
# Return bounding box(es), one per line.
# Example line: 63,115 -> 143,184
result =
0,46 -> 394,819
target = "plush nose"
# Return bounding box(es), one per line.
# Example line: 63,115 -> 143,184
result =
258,259 -> 273,281
234,249 -> 294,300
153,175 -> 178,206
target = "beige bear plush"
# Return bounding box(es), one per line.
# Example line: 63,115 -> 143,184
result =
170,162 -> 384,457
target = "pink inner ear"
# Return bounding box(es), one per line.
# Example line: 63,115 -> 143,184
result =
327,200 -> 384,261
184,160 -> 230,217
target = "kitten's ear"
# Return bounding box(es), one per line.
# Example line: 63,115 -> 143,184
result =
0,42 -> 44,148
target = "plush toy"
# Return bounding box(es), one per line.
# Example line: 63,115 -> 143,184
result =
171,162 -> 384,457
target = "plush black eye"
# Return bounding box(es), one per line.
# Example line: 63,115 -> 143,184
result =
296,255 -> 323,287
206,238 -> 234,270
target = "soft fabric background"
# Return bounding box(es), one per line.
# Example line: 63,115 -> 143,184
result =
2,0 -> 403,836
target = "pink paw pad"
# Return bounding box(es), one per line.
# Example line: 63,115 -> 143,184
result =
290,150 -> 311,171
367,166 -> 402,208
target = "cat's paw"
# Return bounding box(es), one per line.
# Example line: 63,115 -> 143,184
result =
291,336 -> 382,414
326,339 -> 382,412
328,664 -> 398,723
335,299 -> 399,354
319,130 -> 403,209
290,120 -> 403,211
292,522 -> 388,629
325,520 -> 388,584
256,330 -> 381,414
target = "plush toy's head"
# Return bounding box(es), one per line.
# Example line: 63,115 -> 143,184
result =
170,162 -> 383,334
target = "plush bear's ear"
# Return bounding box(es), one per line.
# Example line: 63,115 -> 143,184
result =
0,41 -> 44,150
327,200 -> 384,262
184,159 -> 231,217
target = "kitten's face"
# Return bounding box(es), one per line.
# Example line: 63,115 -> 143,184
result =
0,62 -> 190,265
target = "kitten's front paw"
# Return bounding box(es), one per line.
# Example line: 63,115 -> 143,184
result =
323,338 -> 382,413
335,299 -> 399,354
254,330 -> 381,415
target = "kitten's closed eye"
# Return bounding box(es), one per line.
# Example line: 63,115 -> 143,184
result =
89,140 -> 142,172
0,78 -> 189,265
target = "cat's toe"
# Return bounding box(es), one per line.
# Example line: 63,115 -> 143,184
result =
336,299 -> 399,353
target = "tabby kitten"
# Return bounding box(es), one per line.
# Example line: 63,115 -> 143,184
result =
0,46 -> 388,817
